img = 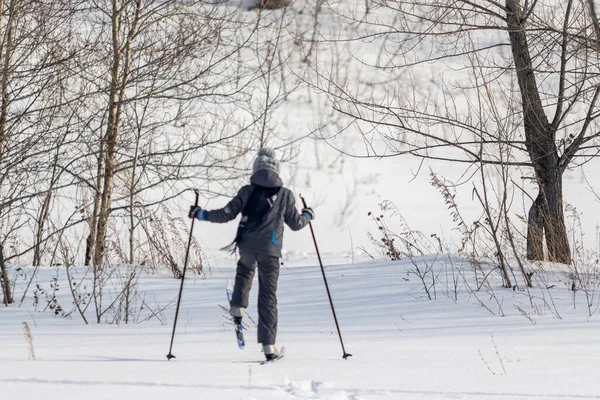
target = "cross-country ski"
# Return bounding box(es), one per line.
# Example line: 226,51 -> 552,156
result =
226,279 -> 245,349
260,346 -> 285,365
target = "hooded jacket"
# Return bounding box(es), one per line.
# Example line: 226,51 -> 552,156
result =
205,169 -> 309,257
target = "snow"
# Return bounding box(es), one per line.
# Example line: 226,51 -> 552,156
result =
3,257 -> 600,399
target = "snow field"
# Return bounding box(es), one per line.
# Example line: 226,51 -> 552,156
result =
3,257 -> 600,399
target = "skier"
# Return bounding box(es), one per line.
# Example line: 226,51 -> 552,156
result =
189,148 -> 314,361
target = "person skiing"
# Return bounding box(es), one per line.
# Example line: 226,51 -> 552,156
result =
188,148 -> 314,361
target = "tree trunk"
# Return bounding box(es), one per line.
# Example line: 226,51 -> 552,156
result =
0,246 -> 11,305
537,167 -> 571,263
0,1 -> 16,305
85,136 -> 105,266
93,0 -> 140,268
526,195 -> 544,261
93,0 -> 123,269
526,180 -> 571,264
33,189 -> 52,266
93,121 -> 118,269
506,0 -> 572,264
0,0 -> 6,176
33,154 -> 60,266
128,129 -> 141,265
0,0 -> 17,184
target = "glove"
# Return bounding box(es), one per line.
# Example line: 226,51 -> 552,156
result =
188,205 -> 207,220
302,207 -> 315,221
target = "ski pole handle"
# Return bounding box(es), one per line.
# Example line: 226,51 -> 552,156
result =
193,189 -> 199,207
299,193 -> 308,209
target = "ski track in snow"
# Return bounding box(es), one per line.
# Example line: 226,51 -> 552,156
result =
2,377 -> 600,399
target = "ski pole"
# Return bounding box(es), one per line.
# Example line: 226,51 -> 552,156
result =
166,189 -> 199,361
300,194 -> 352,360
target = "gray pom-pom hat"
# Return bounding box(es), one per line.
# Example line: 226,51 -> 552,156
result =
252,148 -> 280,174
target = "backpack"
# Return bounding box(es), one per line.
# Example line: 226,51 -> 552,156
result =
222,184 -> 281,253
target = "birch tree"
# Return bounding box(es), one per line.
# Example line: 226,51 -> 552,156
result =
80,1 -> 261,271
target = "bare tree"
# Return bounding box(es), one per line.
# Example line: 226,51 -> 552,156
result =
0,0 -> 85,303
0,0 -> 303,303
314,0 -> 600,264
74,1 -> 260,272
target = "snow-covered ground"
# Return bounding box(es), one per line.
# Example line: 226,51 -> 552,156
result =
3,257 -> 600,400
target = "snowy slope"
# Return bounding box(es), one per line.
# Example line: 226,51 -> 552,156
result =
3,257 -> 600,400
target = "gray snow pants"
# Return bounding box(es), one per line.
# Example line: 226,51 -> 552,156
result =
230,251 -> 280,345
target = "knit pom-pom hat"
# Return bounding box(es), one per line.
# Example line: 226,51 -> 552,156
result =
252,148 -> 280,174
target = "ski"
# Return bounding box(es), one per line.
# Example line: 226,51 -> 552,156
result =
261,346 -> 285,365
233,321 -> 245,349
226,279 -> 245,349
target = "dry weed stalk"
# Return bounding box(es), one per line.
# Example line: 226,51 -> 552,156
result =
140,205 -> 205,278
22,322 -> 36,361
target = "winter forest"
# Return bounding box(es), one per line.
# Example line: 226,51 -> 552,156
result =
3,0 -> 600,399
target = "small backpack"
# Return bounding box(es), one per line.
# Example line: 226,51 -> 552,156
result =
222,184 -> 281,253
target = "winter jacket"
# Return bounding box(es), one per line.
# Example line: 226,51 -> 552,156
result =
206,169 -> 309,257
